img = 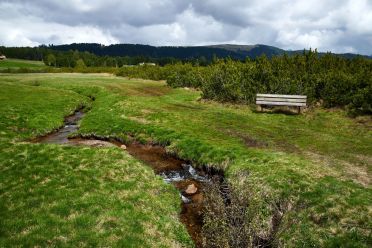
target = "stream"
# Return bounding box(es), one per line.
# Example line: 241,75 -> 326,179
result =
33,109 -> 224,247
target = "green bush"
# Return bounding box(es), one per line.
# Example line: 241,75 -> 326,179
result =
111,51 -> 372,115
115,65 -> 169,80
166,63 -> 202,88
348,75 -> 372,115
320,71 -> 355,107
162,52 -> 372,115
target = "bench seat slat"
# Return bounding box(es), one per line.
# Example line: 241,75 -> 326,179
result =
256,97 -> 307,103
256,94 -> 307,99
256,100 -> 307,107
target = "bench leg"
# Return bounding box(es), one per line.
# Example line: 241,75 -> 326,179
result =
259,105 -> 262,112
298,107 -> 301,114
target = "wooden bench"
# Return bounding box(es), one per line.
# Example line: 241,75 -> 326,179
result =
256,94 -> 307,113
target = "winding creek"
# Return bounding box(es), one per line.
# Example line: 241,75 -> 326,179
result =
33,109 -> 225,247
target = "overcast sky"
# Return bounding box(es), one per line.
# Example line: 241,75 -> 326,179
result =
1,0 -> 371,55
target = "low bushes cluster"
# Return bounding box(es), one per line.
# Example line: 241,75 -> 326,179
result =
115,65 -> 169,80
165,52 -> 372,115
115,51 -> 372,115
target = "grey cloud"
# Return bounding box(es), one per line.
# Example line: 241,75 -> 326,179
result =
4,0 -> 189,27
0,0 -> 371,55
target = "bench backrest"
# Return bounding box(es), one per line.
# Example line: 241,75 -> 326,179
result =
256,94 -> 307,107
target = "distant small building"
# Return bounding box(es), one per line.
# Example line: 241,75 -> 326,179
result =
0,55 -> 6,60
138,62 -> 156,66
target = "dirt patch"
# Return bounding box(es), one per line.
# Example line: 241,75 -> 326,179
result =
241,135 -> 268,148
125,143 -> 185,173
126,116 -> 149,124
303,151 -> 371,187
354,115 -> 372,130
254,105 -> 304,115
69,138 -> 116,147
105,83 -> 171,97
168,103 -> 204,111
222,129 -> 268,148
339,162 -> 370,187
136,86 -> 171,96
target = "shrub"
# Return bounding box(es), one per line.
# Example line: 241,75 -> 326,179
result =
166,63 -> 202,88
162,53 -> 372,116
112,51 -> 372,116
202,174 -> 286,247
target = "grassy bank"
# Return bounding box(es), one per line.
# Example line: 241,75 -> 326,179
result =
0,73 -> 371,247
0,76 -> 192,247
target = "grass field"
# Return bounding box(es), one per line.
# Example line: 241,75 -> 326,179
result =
0,75 -> 192,247
0,73 -> 371,247
0,59 -> 46,69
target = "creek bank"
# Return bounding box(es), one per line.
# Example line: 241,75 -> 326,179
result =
76,137 -> 226,247
32,110 -> 85,144
32,108 -> 228,248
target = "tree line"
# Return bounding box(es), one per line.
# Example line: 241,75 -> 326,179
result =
0,46 -> 189,67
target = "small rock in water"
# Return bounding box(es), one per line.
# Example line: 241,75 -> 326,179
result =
120,144 -> 127,150
185,184 -> 197,195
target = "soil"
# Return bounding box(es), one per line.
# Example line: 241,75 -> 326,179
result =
125,143 -> 185,173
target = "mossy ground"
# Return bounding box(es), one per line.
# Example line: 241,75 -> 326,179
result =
0,73 -> 371,247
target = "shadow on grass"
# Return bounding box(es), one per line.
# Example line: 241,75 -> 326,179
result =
252,106 -> 301,116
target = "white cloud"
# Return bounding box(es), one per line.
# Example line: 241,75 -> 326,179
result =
0,0 -> 371,55
109,7 -> 238,46
0,18 -> 118,46
0,2 -> 118,46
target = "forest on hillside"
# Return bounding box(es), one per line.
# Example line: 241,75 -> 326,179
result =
0,46 -> 180,66
2,43 -> 371,68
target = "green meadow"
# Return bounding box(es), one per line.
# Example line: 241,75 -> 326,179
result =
0,59 -> 46,69
0,72 -> 371,247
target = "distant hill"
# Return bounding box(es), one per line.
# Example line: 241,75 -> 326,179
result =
44,43 -> 372,60
47,43 -> 286,60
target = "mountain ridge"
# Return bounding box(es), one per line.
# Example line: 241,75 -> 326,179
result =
45,43 -> 372,60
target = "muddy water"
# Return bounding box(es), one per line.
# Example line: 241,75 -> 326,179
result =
33,110 -> 221,247
125,143 -> 210,247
